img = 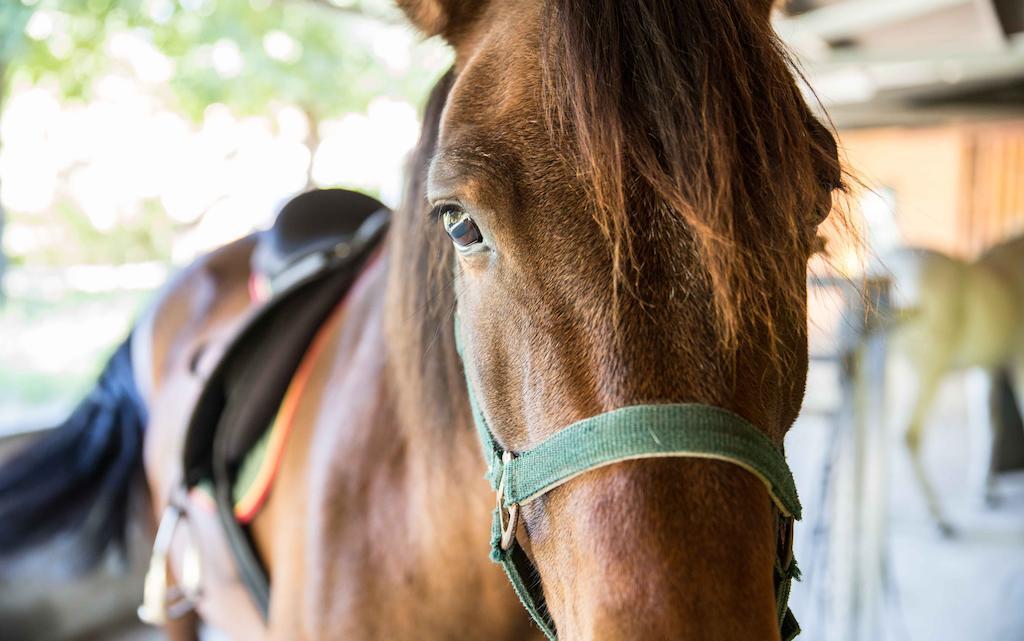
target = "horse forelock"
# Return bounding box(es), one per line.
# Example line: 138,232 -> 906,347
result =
539,0 -> 845,356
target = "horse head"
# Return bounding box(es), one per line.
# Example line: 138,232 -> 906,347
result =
392,1 -> 842,638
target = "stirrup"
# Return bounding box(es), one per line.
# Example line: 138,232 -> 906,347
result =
137,502 -> 203,625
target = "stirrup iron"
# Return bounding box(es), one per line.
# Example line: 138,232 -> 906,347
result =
137,503 -> 202,625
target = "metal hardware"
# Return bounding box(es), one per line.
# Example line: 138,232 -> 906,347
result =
778,514 -> 795,572
497,452 -> 520,552
137,503 -> 202,625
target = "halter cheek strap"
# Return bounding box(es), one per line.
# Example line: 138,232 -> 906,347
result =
456,316 -> 803,640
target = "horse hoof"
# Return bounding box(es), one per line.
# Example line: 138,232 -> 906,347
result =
937,522 -> 956,538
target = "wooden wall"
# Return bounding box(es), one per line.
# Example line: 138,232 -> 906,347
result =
838,120 -> 1024,259
960,122 -> 1024,255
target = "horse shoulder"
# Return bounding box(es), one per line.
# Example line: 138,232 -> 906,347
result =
252,259 -> 388,639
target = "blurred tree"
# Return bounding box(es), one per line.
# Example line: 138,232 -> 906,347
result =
147,0 -> 444,185
1,0 -> 139,288
0,2 -> 35,301
0,0 -> 449,280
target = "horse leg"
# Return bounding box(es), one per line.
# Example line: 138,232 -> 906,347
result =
1005,354 -> 1024,492
903,365 -> 954,535
966,367 -> 1001,507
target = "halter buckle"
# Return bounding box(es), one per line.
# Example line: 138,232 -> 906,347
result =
496,452 -> 520,552
778,514 -> 795,572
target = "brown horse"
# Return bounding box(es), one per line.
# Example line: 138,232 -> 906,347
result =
0,1 -> 842,639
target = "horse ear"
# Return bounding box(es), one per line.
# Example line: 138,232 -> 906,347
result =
396,0 -> 488,41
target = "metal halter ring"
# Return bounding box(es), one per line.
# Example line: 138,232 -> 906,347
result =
496,452 -> 520,552
777,514 -> 795,572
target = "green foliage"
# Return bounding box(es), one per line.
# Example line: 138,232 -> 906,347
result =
7,198 -> 174,267
2,0 -> 131,100
0,0 -> 449,268
1,0 -> 449,118
0,1 -> 450,415
0,2 -> 33,68
151,0 -> 446,120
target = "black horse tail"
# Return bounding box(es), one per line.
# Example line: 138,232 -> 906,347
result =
0,336 -> 147,570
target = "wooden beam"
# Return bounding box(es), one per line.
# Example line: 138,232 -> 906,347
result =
775,0 -> 972,41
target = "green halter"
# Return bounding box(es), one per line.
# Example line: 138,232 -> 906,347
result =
456,317 -> 802,641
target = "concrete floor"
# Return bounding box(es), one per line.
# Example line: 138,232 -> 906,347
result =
788,359 -> 1024,641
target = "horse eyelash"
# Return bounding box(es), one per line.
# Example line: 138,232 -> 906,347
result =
427,201 -> 464,221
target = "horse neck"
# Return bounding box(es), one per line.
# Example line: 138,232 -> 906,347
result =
379,230 -> 494,521
372,238 -> 544,637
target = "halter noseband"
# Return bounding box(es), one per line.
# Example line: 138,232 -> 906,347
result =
456,317 -> 802,641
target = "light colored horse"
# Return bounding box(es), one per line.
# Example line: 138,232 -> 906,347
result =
886,234 -> 1024,533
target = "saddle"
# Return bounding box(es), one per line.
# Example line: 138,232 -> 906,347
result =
138,189 -> 389,633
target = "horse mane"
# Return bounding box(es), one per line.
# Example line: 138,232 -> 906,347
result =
385,69 -> 465,427
540,0 -> 843,350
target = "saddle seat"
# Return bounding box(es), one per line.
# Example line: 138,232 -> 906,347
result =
251,188 -> 387,292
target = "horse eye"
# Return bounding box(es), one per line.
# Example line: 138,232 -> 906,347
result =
440,207 -> 483,249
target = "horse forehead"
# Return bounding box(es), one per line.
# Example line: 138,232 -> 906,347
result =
437,65 -> 568,209
445,0 -> 545,125
446,57 -> 539,132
